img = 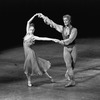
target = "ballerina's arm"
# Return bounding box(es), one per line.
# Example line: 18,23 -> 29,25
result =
26,14 -> 39,33
33,35 -> 60,42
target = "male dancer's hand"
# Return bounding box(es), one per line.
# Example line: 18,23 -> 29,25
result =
37,13 -> 49,23
58,40 -> 65,45
37,13 -> 44,18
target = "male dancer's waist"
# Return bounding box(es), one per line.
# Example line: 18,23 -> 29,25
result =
64,41 -> 76,48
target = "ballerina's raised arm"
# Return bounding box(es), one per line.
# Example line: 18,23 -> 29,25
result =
26,13 -> 40,33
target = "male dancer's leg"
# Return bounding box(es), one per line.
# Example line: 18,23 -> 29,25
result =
71,46 -> 77,69
63,47 -> 73,80
63,47 -> 75,87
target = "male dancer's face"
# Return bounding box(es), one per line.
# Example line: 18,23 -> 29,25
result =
63,17 -> 70,26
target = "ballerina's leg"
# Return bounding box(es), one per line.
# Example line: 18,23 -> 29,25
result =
25,73 -> 32,87
24,60 -> 32,87
45,71 -> 54,82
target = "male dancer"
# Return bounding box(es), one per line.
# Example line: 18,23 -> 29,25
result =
38,13 -> 77,87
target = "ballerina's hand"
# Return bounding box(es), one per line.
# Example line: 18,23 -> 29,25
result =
53,39 -> 60,43
58,40 -> 65,45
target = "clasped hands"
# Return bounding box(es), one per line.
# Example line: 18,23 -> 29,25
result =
53,39 -> 65,45
37,13 -> 51,24
37,13 -> 45,19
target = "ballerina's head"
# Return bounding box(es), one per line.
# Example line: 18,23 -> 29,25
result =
28,23 -> 35,35
24,23 -> 35,41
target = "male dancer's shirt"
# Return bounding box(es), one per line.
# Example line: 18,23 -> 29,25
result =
62,27 -> 76,47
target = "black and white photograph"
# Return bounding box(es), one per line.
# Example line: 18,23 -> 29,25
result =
0,0 -> 100,100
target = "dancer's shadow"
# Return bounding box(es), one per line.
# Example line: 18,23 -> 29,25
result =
32,78 -> 54,87
75,65 -> 100,85
0,76 -> 24,84
75,74 -> 100,84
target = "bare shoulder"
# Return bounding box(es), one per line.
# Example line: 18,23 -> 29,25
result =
33,35 -> 40,40
56,25 -> 63,33
72,27 -> 77,32
32,35 -> 39,38
72,27 -> 77,30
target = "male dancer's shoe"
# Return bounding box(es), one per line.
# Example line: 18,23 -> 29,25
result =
65,74 -> 76,87
65,79 -> 75,87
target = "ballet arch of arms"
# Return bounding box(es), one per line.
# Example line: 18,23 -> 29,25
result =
25,13 -> 59,42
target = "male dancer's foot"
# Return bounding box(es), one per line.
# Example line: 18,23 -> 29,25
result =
65,79 -> 75,87
65,73 -> 75,87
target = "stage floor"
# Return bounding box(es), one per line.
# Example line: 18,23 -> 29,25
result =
0,38 -> 100,100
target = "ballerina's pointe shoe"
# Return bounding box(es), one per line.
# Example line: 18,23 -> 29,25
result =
50,78 -> 54,82
28,81 -> 32,87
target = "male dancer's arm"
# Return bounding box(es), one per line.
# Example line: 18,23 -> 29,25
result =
38,13 -> 63,33
59,28 -> 77,45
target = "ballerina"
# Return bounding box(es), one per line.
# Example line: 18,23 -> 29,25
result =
23,15 -> 60,87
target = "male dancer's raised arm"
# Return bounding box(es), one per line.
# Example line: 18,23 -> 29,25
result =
38,13 -> 63,33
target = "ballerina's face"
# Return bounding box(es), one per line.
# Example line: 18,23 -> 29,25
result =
28,26 -> 35,34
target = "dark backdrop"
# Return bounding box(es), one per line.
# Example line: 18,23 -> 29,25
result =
0,0 -> 100,50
